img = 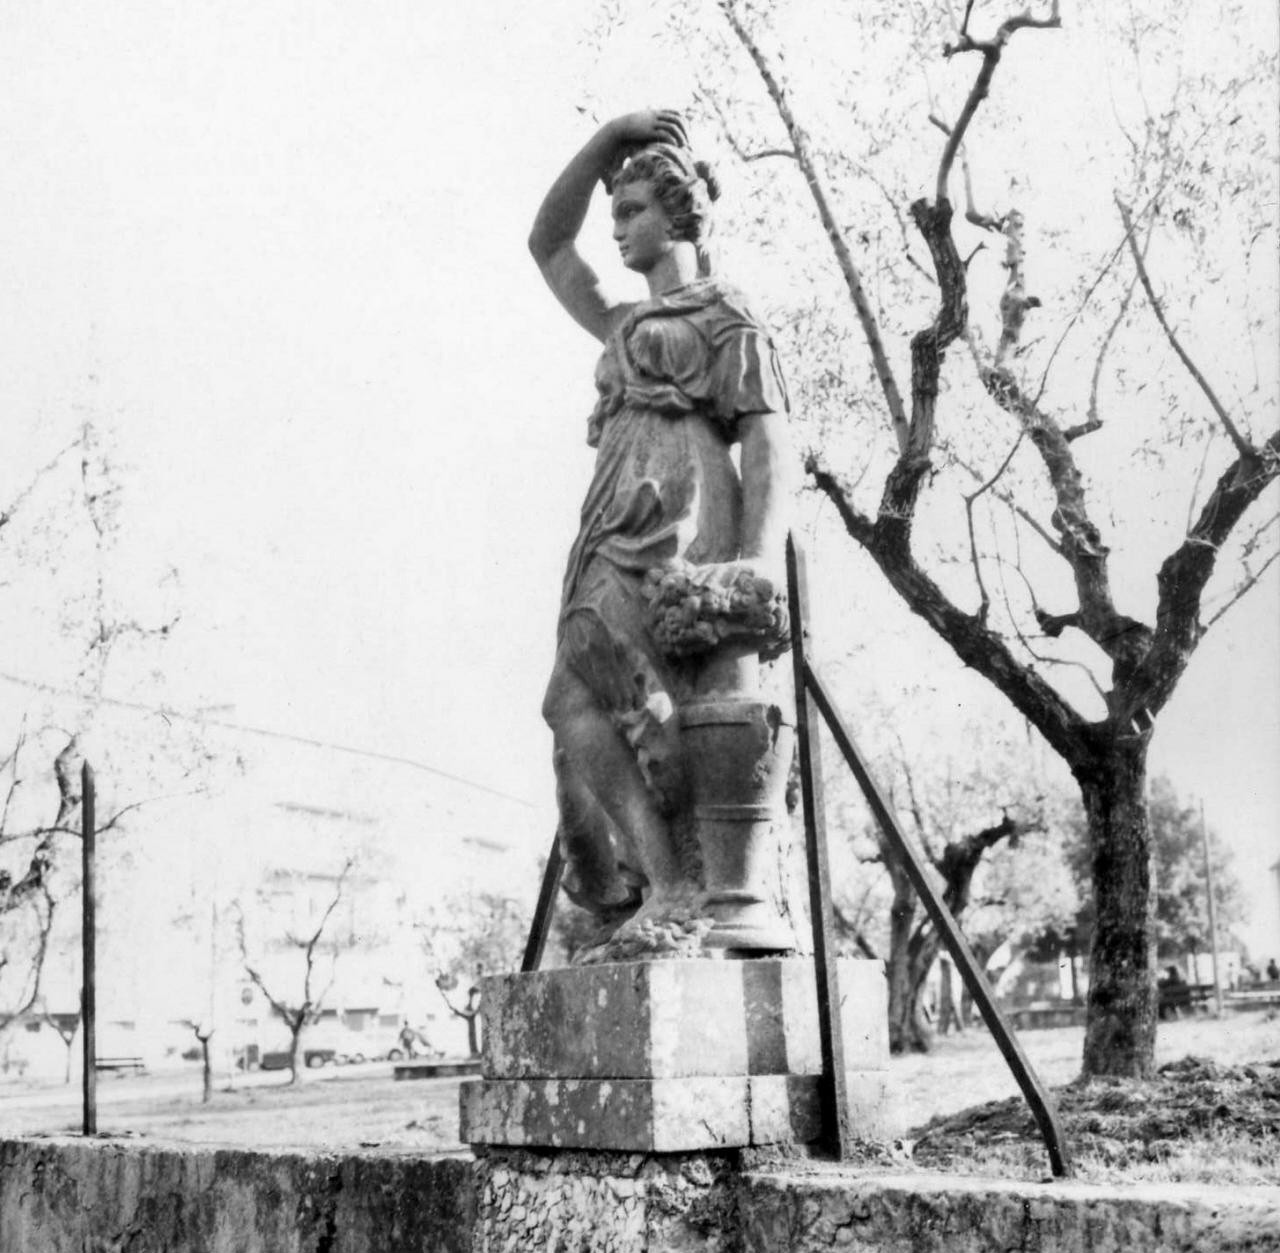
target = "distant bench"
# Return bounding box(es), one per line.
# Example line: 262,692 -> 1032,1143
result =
393,1058 -> 482,1081
94,1056 -> 146,1074
1158,982 -> 1214,1019
1006,1003 -> 1086,1031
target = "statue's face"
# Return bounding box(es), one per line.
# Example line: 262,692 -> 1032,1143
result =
611,179 -> 673,274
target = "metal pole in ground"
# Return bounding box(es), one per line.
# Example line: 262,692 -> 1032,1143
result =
1200,800 -> 1224,1017
785,537 -> 853,1160
521,841 -> 564,973
81,761 -> 97,1136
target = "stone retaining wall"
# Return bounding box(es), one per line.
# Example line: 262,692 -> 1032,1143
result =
3,1137 -> 1278,1251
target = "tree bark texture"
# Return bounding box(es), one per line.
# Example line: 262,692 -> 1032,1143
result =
885,877 -> 934,1053
1077,739 -> 1157,1078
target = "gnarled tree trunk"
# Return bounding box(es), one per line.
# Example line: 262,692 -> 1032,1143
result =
884,815 -> 1020,1053
885,876 -> 934,1053
1078,737 -> 1157,1077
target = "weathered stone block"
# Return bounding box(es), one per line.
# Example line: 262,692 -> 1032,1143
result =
467,958 -> 892,1151
743,957 -> 888,1075
748,1071 -> 900,1145
460,1077 -> 751,1152
481,962 -> 749,1080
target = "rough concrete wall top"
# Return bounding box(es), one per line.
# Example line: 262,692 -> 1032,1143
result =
741,1169 -> 1280,1253
0,1139 -> 475,1253
4,1137 -> 1280,1253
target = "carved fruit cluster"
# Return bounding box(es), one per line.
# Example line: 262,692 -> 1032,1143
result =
642,560 -> 789,658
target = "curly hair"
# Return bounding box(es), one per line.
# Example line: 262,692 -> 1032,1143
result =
608,143 -> 721,246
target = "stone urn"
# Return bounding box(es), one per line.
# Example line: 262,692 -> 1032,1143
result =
679,696 -> 796,953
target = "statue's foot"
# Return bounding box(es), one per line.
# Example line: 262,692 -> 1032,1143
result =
574,884 -> 713,964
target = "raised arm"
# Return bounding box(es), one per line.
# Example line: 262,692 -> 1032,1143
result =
529,110 -> 688,341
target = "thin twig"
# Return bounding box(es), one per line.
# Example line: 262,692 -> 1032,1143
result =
1116,197 -> 1254,458
1067,242 -> 1144,442
1203,549 -> 1280,631
0,439 -> 80,532
720,0 -> 911,452
963,433 -> 1027,623
1185,439 -> 1213,537
694,84 -> 797,165
996,557 -> 1110,701
947,442 -> 1063,555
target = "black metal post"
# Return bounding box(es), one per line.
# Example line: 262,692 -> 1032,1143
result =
521,840 -> 564,973
81,761 -> 97,1137
785,536 -> 853,1159
802,662 -> 1072,1178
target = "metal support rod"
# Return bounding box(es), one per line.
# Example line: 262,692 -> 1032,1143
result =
81,761 -> 97,1137
785,536 -> 853,1159
1200,801 -> 1223,1017
521,839 -> 564,973
802,661 -> 1072,1178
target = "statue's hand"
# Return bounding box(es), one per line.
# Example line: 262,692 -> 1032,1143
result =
605,109 -> 689,152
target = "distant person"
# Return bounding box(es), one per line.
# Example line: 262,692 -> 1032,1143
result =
397,1021 -> 418,1059
1267,958 -> 1279,983
1158,965 -> 1187,1021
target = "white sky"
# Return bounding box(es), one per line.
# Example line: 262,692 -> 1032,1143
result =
3,3 -> 1277,964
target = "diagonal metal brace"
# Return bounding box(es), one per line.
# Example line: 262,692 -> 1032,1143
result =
786,534 -> 1072,1178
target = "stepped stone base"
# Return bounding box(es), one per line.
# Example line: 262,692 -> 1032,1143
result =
461,957 -> 894,1152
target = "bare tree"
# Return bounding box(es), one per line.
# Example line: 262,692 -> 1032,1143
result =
588,0 -> 1277,1078
417,892 -> 527,1057
39,1007 -> 82,1085
824,719 -> 1079,1051
2,422 -> 191,1039
234,859 -> 355,1085
188,1020 -> 216,1104
0,733 -> 149,1043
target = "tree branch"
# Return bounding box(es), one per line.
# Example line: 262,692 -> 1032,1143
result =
693,83 -> 797,166
937,3 -> 1062,205
807,451 -> 1092,768
1065,263 -> 1141,442
1121,431 -> 1280,721
947,446 -> 1064,555
832,902 -> 881,960
1117,198 -> 1255,459
927,113 -> 1005,231
720,0 -> 911,453
970,215 -> 1155,688
964,433 -> 1026,624
1204,547 -> 1280,631
0,440 -> 79,534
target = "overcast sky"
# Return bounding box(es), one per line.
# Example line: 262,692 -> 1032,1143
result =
3,2 -> 1277,961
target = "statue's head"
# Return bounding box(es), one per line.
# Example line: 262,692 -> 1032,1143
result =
608,143 -> 720,274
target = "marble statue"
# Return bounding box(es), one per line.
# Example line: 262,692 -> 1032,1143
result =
529,110 -> 794,961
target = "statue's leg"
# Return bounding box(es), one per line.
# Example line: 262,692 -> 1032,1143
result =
552,747 -> 638,913
544,673 -> 685,900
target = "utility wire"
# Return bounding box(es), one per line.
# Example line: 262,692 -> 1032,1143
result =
0,669 -> 540,810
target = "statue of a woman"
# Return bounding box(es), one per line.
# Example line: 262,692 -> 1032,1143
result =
530,110 -> 792,960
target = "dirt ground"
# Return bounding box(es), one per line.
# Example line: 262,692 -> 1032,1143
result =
911,1051 -> 1280,1184
2,1012 -> 1276,1183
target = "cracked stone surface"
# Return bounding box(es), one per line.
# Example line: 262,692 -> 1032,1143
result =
4,1137 -> 1277,1251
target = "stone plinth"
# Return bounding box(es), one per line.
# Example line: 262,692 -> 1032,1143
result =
460,958 -> 893,1152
